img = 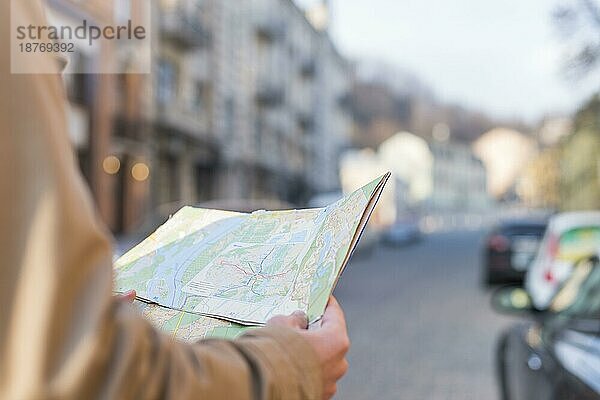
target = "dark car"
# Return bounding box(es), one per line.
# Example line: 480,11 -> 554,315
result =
483,219 -> 547,285
492,255 -> 600,400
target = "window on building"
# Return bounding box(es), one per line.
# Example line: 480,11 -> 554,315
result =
159,153 -> 180,203
224,97 -> 235,140
193,82 -> 205,112
255,115 -> 263,153
157,59 -> 177,106
195,163 -> 215,202
114,0 -> 131,24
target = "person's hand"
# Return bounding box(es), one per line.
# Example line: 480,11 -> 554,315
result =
117,289 -> 137,303
267,297 -> 350,399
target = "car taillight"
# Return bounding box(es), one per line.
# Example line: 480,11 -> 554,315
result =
488,234 -> 510,252
543,269 -> 555,283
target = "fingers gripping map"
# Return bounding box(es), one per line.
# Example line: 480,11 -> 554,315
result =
115,173 -> 390,339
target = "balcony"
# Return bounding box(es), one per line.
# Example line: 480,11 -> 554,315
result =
256,19 -> 286,42
113,114 -> 147,141
155,101 -> 209,140
297,111 -> 314,131
255,83 -> 284,107
337,92 -> 353,111
300,59 -> 316,78
160,7 -> 211,49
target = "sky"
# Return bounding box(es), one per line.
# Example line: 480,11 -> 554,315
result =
296,0 -> 598,122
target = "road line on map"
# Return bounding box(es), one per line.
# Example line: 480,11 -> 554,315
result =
172,312 -> 185,339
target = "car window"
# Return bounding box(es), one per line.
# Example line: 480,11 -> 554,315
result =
501,224 -> 546,235
557,227 -> 600,262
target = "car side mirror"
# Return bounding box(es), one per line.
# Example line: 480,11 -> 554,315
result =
492,255 -> 599,319
491,286 -> 536,316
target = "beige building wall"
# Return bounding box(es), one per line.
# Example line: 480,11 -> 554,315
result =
473,128 -> 538,199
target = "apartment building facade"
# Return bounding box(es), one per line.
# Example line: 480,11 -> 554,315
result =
129,0 -> 352,222
55,0 -> 351,233
209,0 -> 352,202
429,141 -> 489,212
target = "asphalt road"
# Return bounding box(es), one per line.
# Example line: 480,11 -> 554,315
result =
334,230 -> 516,400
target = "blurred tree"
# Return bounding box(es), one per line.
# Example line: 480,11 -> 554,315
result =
572,93 -> 600,129
350,71 -> 530,148
559,95 -> 600,210
554,0 -> 600,79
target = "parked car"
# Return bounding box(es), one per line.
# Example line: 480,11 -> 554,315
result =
492,254 -> 600,400
382,220 -> 422,246
526,211 -> 600,310
482,219 -> 547,285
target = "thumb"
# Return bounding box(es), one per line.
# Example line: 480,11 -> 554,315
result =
267,311 -> 308,330
118,290 -> 137,303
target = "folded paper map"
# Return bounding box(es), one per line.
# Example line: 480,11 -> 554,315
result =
115,173 -> 390,340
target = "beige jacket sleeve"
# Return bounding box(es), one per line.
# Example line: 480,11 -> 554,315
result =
0,1 -> 322,399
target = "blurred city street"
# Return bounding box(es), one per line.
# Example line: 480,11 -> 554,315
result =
31,0 -> 600,397
335,230 -> 514,400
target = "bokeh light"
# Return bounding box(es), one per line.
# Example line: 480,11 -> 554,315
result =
131,162 -> 150,182
102,156 -> 121,175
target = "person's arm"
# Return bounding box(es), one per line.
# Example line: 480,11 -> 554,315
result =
0,1 -> 323,399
